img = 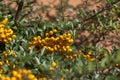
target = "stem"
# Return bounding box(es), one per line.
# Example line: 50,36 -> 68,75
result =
60,0 -> 64,21
14,1 -> 24,21
93,33 -> 104,74
94,50 -> 98,74
74,0 -> 120,27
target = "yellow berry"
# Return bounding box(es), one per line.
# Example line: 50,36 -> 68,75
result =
45,33 -> 49,37
50,66 -> 54,71
69,56 -> 73,59
12,71 -> 18,76
12,35 -> 16,39
6,60 -> 10,66
0,24 -> 4,28
28,74 -> 35,79
11,77 -> 17,80
0,61 -> 3,66
68,33 -> 72,37
33,37 -> 37,40
49,31 -> 53,35
0,18 -> 8,25
5,77 -> 10,80
69,39 -> 74,43
53,29 -> 57,33
68,48 -> 72,52
16,73 -> 22,79
73,54 -> 77,59
88,51 -> 92,55
1,34 -> 5,38
51,61 -> 57,67
60,77 -> 65,80
13,64 -> 16,69
8,38 -> 12,41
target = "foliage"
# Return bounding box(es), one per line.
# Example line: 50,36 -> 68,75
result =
0,0 -> 120,80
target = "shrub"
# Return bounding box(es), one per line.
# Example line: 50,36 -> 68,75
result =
0,0 -> 120,80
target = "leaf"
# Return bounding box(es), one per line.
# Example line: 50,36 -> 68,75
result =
39,65 -> 44,72
35,57 -> 40,65
40,48 -> 46,56
19,46 -> 24,52
24,0 -> 30,2
107,0 -> 115,2
29,46 -> 34,55
25,30 -> 28,37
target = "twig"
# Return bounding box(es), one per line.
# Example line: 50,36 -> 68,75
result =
74,0 -> 120,27
14,1 -> 24,21
60,0 -> 64,21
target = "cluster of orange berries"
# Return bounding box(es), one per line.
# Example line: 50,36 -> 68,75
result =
0,60 -> 15,74
81,51 -> 95,61
0,69 -> 37,80
65,54 -> 79,60
0,18 -> 16,43
2,50 -> 16,67
0,59 -> 12,67
2,50 -> 16,58
64,50 -> 95,61
50,61 -> 57,71
0,50 -> 16,73
65,52 -> 80,60
29,29 -> 73,54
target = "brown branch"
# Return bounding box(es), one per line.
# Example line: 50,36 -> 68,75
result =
74,0 -> 120,27
14,1 -> 24,21
60,0 -> 64,21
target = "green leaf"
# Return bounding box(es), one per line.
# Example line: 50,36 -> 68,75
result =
40,48 -> 46,56
24,0 -> 30,2
35,57 -> 40,65
19,46 -> 24,52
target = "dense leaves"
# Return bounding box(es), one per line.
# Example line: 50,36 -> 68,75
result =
0,0 -> 120,80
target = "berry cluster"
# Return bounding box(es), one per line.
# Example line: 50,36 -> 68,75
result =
29,29 -> 73,54
45,29 -> 57,37
50,61 -> 57,71
0,18 -> 16,43
65,53 -> 79,60
64,50 -> 95,61
81,51 -> 95,61
2,50 -> 16,58
0,69 -> 37,80
0,50 -> 16,73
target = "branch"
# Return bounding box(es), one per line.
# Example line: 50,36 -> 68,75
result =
60,0 -> 64,21
14,1 -> 24,21
74,0 -> 120,27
